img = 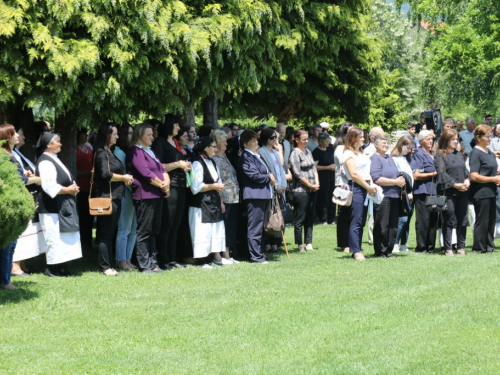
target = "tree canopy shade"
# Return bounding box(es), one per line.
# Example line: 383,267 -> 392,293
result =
0,0 -> 387,128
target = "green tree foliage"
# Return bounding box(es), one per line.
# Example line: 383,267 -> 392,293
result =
0,0 -> 388,128
0,151 -> 35,248
401,0 -> 500,116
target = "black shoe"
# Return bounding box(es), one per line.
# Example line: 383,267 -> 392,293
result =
170,262 -> 185,269
44,268 -> 64,278
59,268 -> 76,277
161,264 -> 173,271
386,253 -> 393,258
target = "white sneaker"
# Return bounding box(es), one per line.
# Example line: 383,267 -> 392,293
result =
393,244 -> 400,253
401,244 -> 408,251
200,264 -> 213,269
221,258 -> 233,265
230,258 -> 240,264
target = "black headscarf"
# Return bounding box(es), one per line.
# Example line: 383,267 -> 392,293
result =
35,131 -> 59,160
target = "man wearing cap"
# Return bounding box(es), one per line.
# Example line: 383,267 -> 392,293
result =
306,124 -> 322,152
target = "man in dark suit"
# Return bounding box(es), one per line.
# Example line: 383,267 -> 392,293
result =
238,130 -> 277,263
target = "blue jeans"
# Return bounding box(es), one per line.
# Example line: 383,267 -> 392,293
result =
395,205 -> 413,246
115,189 -> 137,261
0,240 -> 16,286
349,183 -> 368,253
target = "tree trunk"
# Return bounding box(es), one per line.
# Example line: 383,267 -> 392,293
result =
0,102 -> 35,160
203,92 -> 219,129
55,113 -> 78,179
183,105 -> 196,126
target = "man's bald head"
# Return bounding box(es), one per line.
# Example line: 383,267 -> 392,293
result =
369,127 -> 384,142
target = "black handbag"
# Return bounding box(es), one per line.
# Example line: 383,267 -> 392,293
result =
425,178 -> 447,213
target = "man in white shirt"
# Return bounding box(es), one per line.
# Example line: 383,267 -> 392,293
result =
363,127 -> 384,157
306,124 -> 322,152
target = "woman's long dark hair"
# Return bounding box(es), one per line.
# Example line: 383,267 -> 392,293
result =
116,124 -> 132,152
94,122 -> 117,152
193,136 -> 213,158
333,122 -> 353,151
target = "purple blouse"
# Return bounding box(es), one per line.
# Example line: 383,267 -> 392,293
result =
126,145 -> 167,200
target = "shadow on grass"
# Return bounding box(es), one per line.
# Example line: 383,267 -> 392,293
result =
0,281 -> 39,306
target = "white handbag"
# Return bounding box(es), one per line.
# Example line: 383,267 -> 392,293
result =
332,184 -> 353,206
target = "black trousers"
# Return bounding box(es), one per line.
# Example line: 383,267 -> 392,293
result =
245,199 -> 268,263
292,191 -> 316,245
442,193 -> 469,251
473,197 -> 496,253
373,197 -> 399,256
134,198 -> 162,270
316,179 -> 336,224
177,190 -> 193,260
223,202 -> 239,250
414,194 -> 439,252
96,199 -> 122,271
337,204 -> 351,249
157,186 -> 186,266
77,191 -> 94,250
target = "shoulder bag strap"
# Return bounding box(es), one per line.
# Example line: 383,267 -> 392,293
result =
89,152 -> 96,201
108,154 -> 112,200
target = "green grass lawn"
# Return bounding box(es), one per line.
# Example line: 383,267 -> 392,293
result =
2,224 -> 500,374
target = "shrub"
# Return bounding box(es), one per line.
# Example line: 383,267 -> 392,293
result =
0,150 -> 35,248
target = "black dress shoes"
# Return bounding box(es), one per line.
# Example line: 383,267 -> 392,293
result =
44,268 -> 64,278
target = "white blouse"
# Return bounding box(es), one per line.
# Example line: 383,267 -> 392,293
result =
190,158 -> 220,195
38,153 -> 72,198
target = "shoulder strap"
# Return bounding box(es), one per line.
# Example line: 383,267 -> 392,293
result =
89,150 -> 113,200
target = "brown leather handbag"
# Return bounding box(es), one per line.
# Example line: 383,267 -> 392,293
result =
88,153 -> 113,216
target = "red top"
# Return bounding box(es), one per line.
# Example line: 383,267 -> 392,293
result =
77,145 -> 93,192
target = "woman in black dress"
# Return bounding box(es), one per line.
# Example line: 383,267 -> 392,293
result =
434,130 -> 470,256
93,123 -> 134,276
469,125 -> 500,253
151,114 -> 191,269
313,132 -> 336,225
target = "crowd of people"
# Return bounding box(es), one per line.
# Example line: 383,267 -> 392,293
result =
1,113 -> 500,289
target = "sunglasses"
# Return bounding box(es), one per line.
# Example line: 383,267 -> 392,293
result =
269,136 -> 277,140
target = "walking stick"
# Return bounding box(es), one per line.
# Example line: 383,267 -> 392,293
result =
281,230 -> 289,259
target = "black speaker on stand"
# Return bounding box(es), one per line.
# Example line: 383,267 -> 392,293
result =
423,109 -> 443,137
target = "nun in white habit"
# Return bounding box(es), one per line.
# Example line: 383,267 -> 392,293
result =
189,137 -> 226,268
35,132 -> 82,277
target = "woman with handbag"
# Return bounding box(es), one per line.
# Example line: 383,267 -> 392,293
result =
411,130 -> 439,253
313,132 -> 336,226
333,122 -> 353,252
370,133 -> 406,258
469,125 -> 500,253
212,129 -> 240,264
93,123 -> 133,276
239,130 -> 276,263
343,127 -> 377,261
126,123 -> 170,274
189,137 -> 226,268
151,114 -> 191,270
390,135 -> 415,252
434,129 -> 470,256
258,128 -> 287,253
289,130 -> 319,252
36,131 -> 82,277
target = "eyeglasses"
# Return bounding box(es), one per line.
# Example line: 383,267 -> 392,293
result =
269,136 -> 277,140
128,131 -> 133,135
482,135 -> 492,139
210,145 -> 217,148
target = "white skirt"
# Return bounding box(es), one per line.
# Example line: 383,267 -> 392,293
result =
39,213 -> 82,265
188,207 -> 225,258
13,220 -> 47,262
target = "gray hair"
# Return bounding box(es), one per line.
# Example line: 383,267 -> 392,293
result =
373,133 -> 390,144
418,130 -> 433,141
318,132 -> 331,143
212,129 -> 228,144
369,127 -> 384,138
466,117 -> 475,126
